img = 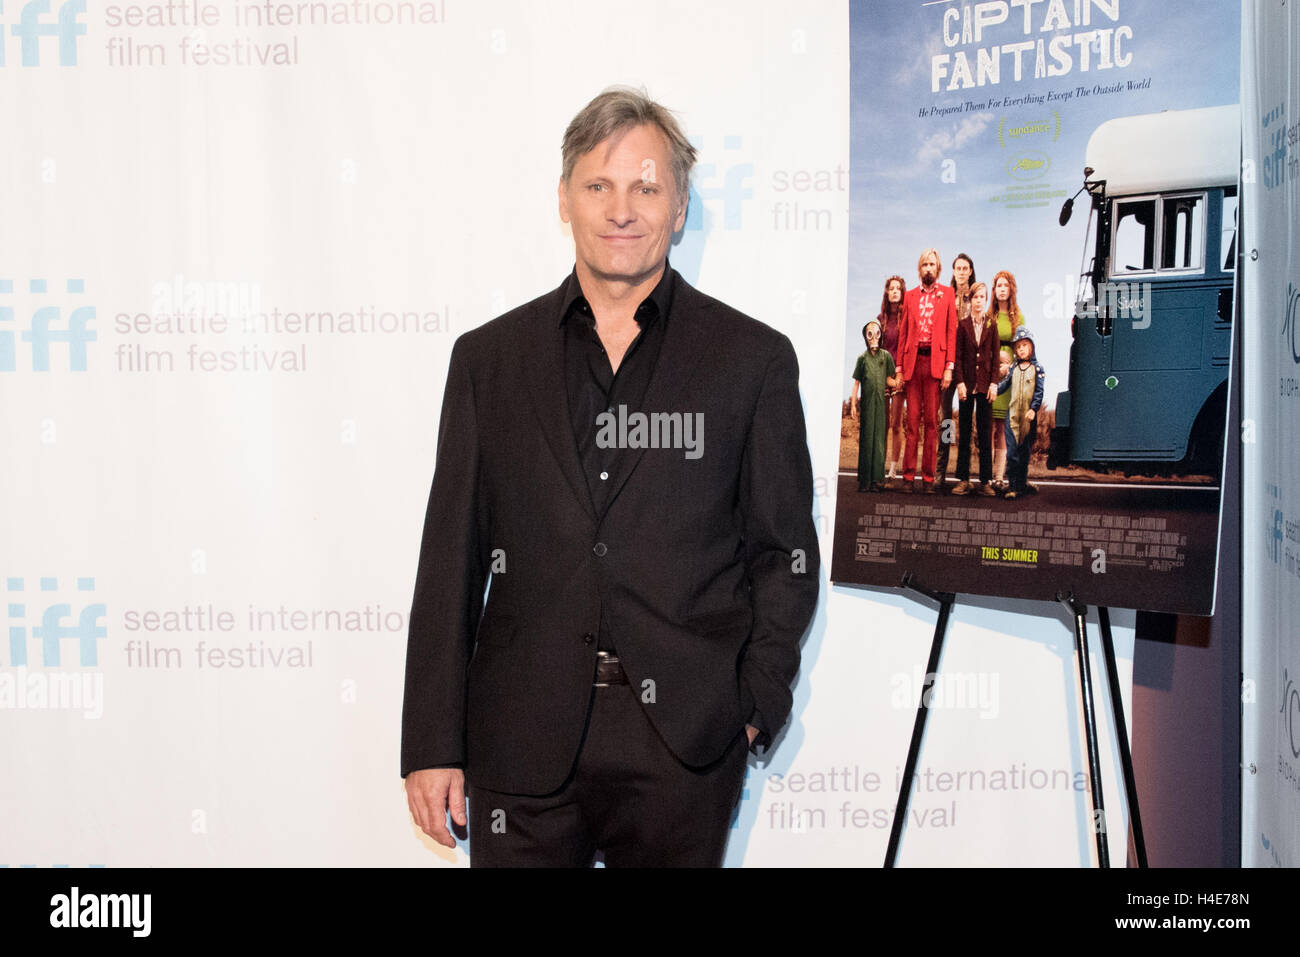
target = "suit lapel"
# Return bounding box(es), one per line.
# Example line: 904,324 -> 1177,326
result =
600,279 -> 708,510
528,290 -> 599,524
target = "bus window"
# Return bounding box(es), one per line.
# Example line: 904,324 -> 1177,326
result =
1221,189 -> 1238,271
1160,194 -> 1205,270
1113,199 -> 1155,272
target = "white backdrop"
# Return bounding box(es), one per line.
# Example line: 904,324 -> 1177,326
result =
1241,0 -> 1300,869
0,0 -> 1134,867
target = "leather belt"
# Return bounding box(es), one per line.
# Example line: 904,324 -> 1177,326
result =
593,650 -> 628,687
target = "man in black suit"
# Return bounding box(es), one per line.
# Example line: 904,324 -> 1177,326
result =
402,87 -> 819,867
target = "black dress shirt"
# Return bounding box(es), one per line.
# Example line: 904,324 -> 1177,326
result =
560,264 -> 675,653
560,264 -> 675,517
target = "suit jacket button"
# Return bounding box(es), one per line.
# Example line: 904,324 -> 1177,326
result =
592,542 -> 608,557
583,632 -> 594,644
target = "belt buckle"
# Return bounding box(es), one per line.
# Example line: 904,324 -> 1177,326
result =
594,650 -> 620,688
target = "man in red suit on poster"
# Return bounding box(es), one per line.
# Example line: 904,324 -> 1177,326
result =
896,248 -> 957,492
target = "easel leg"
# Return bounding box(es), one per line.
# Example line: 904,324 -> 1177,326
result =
1098,606 -> 1148,867
1059,592 -> 1109,868
885,574 -> 956,868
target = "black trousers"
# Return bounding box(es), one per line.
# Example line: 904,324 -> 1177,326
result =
956,394 -> 993,484
467,682 -> 749,867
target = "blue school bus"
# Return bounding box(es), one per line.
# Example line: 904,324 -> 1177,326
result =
1051,105 -> 1238,474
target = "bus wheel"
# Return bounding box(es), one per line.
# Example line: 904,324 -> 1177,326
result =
1180,385 -> 1227,477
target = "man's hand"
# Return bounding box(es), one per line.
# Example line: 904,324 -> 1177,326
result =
405,768 -> 467,848
957,383 -> 967,401
941,369 -> 953,390
746,724 -> 760,746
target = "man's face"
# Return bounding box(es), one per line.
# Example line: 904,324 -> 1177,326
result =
558,123 -> 686,288
952,258 -> 971,288
918,253 -> 939,286
971,287 -> 987,317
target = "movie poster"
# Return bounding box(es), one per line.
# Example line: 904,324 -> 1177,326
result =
831,0 -> 1241,614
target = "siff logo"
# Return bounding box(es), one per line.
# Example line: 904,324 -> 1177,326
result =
1270,509 -> 1284,564
1261,101 -> 1288,192
5,576 -> 106,666
0,278 -> 95,371
0,0 -> 87,66
685,135 -> 754,232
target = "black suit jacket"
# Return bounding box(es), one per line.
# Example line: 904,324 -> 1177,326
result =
401,268 -> 819,795
954,315 -> 1001,394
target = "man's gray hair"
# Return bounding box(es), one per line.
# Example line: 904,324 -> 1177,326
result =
561,86 -> 697,207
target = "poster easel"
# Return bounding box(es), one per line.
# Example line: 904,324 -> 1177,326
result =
883,578 -> 1148,868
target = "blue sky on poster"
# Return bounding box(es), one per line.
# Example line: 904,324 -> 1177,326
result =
844,0 -> 1241,396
